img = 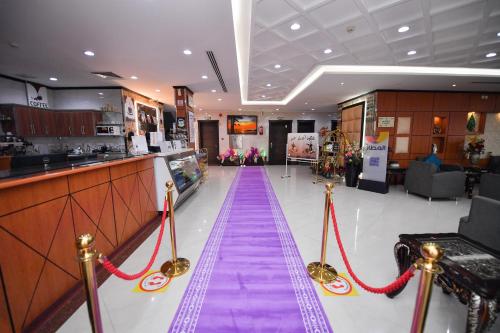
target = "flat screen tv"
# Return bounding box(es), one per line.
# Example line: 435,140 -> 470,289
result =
227,115 -> 258,135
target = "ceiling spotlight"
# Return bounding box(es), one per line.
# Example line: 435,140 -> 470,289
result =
323,48 -> 332,54
275,108 -> 279,111
398,26 -> 410,33
183,49 -> 192,55
238,108 -> 242,111
84,50 -> 95,57
274,64 -> 281,69
304,102 -> 308,105
201,75 -> 208,79
290,23 -> 301,31
211,89 -> 216,93
217,98 -> 222,101
486,52 -> 497,58
200,108 -> 203,111
301,113 -> 305,115
98,92 -> 103,95
130,75 -> 138,80
452,83 -> 456,87
407,50 -> 417,56
155,89 -> 160,92
340,82 -> 345,86
49,77 -> 58,81
261,95 -> 266,98
266,83 -> 271,87
311,108 -> 315,111
497,32 -> 500,37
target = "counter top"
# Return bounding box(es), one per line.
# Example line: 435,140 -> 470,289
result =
0,153 -> 154,190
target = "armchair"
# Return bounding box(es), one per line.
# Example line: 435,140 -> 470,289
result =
459,195 -> 500,252
479,173 -> 500,201
404,160 -> 465,201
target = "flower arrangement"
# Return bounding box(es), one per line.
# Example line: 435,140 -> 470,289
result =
465,136 -> 485,155
344,142 -> 362,166
217,148 -> 239,164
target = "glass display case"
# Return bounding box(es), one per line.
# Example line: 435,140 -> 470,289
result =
166,150 -> 202,194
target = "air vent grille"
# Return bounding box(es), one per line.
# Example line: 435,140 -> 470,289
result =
470,81 -> 500,84
91,71 -> 123,79
206,51 -> 227,92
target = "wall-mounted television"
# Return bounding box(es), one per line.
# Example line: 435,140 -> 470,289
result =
227,115 -> 258,135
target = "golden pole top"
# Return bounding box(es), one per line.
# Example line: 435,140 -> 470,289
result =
325,183 -> 334,192
76,234 -> 95,250
420,243 -> 444,262
166,181 -> 174,192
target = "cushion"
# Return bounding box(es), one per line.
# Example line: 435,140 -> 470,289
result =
423,154 -> 441,170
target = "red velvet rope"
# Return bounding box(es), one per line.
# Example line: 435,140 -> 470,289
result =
330,201 -> 416,294
99,198 -> 169,280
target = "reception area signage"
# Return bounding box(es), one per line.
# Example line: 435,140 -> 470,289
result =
358,132 -> 389,193
287,133 -> 319,160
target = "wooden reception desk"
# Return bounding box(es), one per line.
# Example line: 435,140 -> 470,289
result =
0,155 -> 158,332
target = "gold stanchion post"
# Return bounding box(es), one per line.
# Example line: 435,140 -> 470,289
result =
410,242 -> 444,333
76,234 -> 103,333
161,181 -> 190,277
307,183 -> 338,283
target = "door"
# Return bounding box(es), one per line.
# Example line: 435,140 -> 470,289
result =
331,120 -> 338,130
55,112 -> 74,137
268,120 -> 292,165
297,120 -> 315,133
198,120 -> 219,164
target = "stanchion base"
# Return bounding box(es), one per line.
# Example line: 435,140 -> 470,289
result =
307,262 -> 338,283
281,175 -> 291,179
161,258 -> 190,278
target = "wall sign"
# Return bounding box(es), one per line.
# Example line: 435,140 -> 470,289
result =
188,111 -> 195,143
362,132 -> 389,182
378,117 -> 395,128
26,83 -> 50,108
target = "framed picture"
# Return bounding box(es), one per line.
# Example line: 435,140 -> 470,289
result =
227,115 -> 257,135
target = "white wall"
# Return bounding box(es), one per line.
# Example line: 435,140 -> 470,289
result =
0,76 -> 28,105
193,110 -> 335,154
52,89 -> 122,111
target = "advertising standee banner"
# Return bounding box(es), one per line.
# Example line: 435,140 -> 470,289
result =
287,133 -> 319,160
362,132 -> 389,183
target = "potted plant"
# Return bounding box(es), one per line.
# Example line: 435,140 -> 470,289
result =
217,148 -> 240,166
344,142 -> 362,187
465,136 -> 485,165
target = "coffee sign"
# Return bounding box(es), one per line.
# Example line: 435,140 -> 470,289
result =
26,83 -> 50,108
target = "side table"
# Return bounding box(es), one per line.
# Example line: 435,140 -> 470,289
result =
387,233 -> 500,333
464,167 -> 488,198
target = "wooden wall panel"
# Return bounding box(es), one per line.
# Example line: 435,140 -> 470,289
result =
377,91 -> 397,111
0,268 -> 14,333
495,94 -> 500,112
137,158 -> 153,171
410,136 -> 431,156
397,92 -> 434,111
445,136 -> 465,161
433,93 -> 470,111
470,93 -> 496,112
448,112 -> 467,136
110,162 -> 137,180
412,112 -> 432,135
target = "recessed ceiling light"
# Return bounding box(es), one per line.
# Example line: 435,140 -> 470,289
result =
49,77 -> 58,81
274,64 -> 281,69
323,48 -> 332,54
217,98 -> 222,101
211,89 -> 216,93
238,108 -> 242,111
398,26 -> 410,33
275,108 -> 279,111
261,95 -> 266,98
311,108 -> 315,111
201,75 -> 208,79
301,113 -> 305,115
155,89 -> 160,92
407,50 -> 417,56
290,23 -> 301,31
200,108 -> 203,111
497,32 -> 500,37
304,102 -> 308,105
183,49 -> 192,55
452,84 -> 456,87
271,112 -> 274,115
96,74 -> 107,79
340,82 -> 344,86
98,92 -> 103,95
130,75 -> 138,80
84,50 -> 95,57
486,52 -> 497,58
266,83 -> 271,87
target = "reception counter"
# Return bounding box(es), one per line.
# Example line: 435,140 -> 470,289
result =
0,155 -> 158,332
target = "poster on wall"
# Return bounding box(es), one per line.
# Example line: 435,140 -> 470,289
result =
124,96 -> 135,120
286,133 -> 319,160
361,132 -> 389,183
26,83 -> 49,108
136,102 -> 159,135
227,115 -> 257,135
188,111 -> 195,143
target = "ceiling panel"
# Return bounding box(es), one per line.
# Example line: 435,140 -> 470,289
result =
254,0 -> 299,28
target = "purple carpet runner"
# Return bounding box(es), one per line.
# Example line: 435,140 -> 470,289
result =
169,167 -> 332,332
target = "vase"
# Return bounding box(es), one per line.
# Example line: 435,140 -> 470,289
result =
345,164 -> 359,187
469,152 -> 480,165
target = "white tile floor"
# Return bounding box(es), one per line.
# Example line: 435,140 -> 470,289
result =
58,165 -> 499,333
